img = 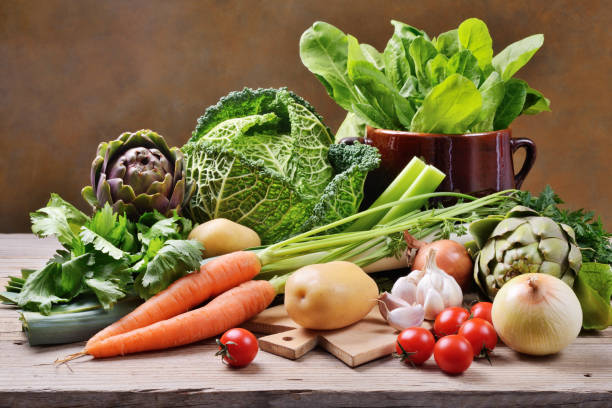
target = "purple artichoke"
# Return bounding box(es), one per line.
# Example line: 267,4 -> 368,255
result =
82,130 -> 191,219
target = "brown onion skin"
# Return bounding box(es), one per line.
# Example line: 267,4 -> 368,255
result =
412,241 -> 473,290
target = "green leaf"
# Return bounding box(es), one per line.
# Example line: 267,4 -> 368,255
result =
134,240 -> 203,300
383,33 -> 412,90
388,19 -> 428,77
360,43 -> 384,71
137,212 -> 192,247
30,207 -> 78,248
409,37 -> 438,92
299,22 -> 360,111
522,86 -> 551,115
580,262 -> 612,301
493,78 -> 527,130
399,76 -> 419,98
57,253 -> 89,298
335,112 -> 367,143
348,36 -> 408,129
471,71 -> 505,132
446,50 -> 481,86
302,143 -> 380,232
84,279 -> 126,310
193,89 -> 335,199
30,194 -> 90,247
351,102 -> 395,129
410,74 -> 482,134
87,204 -> 117,238
393,93 -> 416,129
390,20 -> 428,41
79,226 -> 126,260
349,59 -> 407,129
83,253 -> 132,309
85,204 -> 135,251
492,34 -> 544,80
426,54 -> 448,87
458,18 -> 493,69
185,142 -> 313,244
18,263 -> 68,315
574,263 -> 612,330
47,194 -> 90,234
434,29 -> 460,57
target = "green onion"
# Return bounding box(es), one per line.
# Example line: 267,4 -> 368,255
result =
256,190 -> 518,283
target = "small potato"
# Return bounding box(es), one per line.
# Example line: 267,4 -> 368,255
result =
188,218 -> 261,257
285,261 -> 378,330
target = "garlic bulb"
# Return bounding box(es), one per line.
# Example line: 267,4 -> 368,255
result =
391,249 -> 463,320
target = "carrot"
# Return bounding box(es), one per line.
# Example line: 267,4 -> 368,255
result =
87,251 -> 260,346
84,280 -> 275,358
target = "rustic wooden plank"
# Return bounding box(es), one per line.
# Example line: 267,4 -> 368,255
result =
1,390 -> 611,408
1,339 -> 611,392
0,234 -> 611,407
0,234 -> 59,259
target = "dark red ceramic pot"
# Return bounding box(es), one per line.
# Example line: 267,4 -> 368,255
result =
341,127 -> 536,207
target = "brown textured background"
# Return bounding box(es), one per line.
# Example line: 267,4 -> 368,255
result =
1,0 -> 611,232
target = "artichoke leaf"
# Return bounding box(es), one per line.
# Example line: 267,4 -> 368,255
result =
490,217 -> 528,238
468,215 -> 504,249
528,216 -> 567,240
538,237 -> 570,264
505,205 -> 539,218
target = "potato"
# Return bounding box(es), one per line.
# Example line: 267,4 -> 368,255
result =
188,218 -> 261,257
284,261 -> 378,330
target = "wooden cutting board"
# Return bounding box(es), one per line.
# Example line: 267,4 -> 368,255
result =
243,305 -> 431,367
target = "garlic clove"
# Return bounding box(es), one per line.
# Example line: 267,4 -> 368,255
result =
406,268 -> 425,285
441,278 -> 463,307
391,276 -> 417,303
377,292 -> 410,321
423,287 -> 445,320
386,304 -> 425,331
415,276 -> 430,305
429,270 -> 444,290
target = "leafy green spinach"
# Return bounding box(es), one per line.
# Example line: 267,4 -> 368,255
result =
300,18 -> 550,134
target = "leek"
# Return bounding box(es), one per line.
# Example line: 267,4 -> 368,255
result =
19,296 -> 141,346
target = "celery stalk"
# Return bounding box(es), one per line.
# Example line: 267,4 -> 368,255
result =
379,165 -> 446,224
345,157 -> 427,232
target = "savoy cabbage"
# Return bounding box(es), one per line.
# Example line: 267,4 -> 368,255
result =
182,88 -> 380,244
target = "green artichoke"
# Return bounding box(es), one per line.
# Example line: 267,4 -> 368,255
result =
471,206 -> 582,299
82,130 -> 191,219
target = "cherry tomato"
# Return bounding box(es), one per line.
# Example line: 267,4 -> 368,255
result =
458,318 -> 497,357
394,327 -> 436,366
216,328 -> 258,367
434,307 -> 470,337
433,335 -> 473,374
470,302 -> 493,325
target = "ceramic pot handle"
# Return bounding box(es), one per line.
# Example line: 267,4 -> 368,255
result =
510,137 -> 537,189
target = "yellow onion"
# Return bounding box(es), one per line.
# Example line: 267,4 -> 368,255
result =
492,273 -> 582,356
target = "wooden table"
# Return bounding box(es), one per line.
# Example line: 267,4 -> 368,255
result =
1,234 -> 611,407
